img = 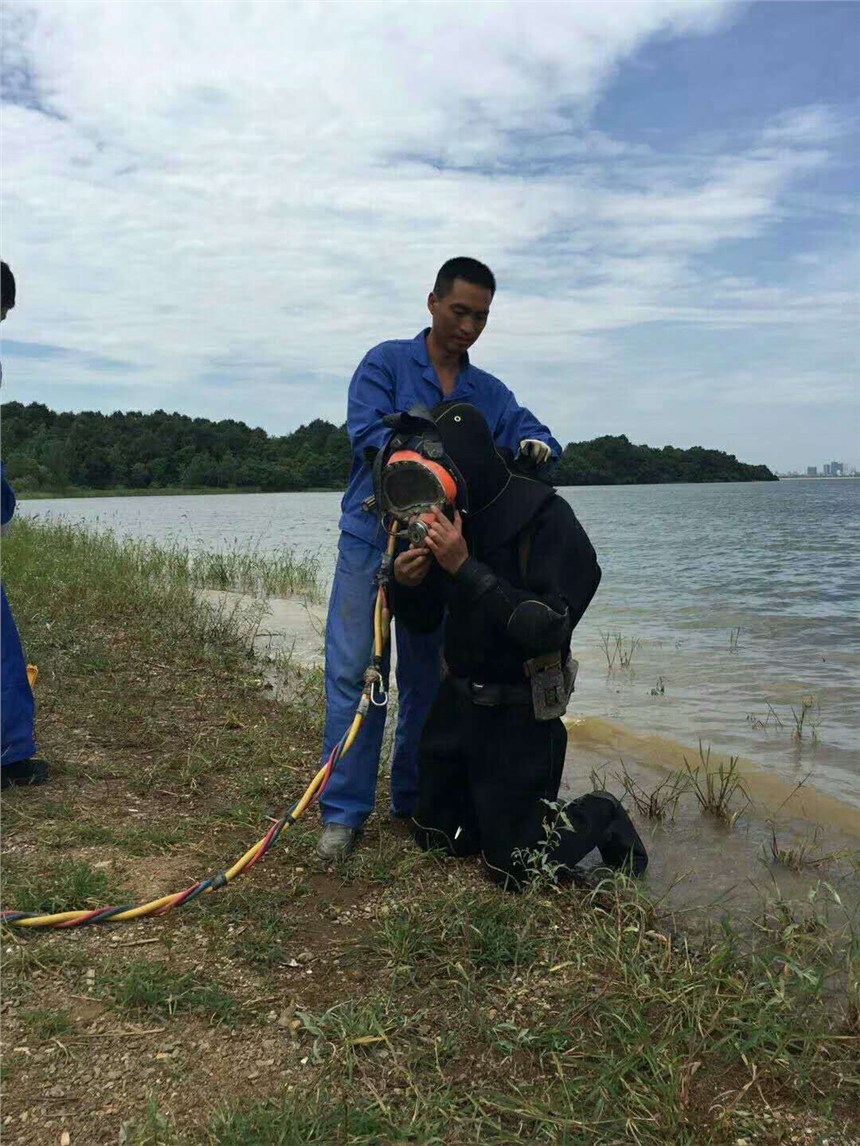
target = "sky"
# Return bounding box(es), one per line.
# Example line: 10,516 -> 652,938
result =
1,0 -> 858,473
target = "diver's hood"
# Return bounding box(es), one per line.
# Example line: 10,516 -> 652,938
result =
372,401 -> 554,554
430,401 -> 554,554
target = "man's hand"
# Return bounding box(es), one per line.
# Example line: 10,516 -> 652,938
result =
394,544 -> 432,587
517,438 -> 552,466
424,507 -> 468,574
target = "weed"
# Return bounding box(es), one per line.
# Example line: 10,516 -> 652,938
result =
599,630 -> 641,669
119,1093 -> 179,1145
373,911 -> 437,967
21,1007 -> 73,1040
462,897 -> 541,968
791,694 -> 821,742
649,676 -> 665,696
617,762 -> 689,821
746,701 -> 785,731
297,997 -> 403,1060
100,958 -> 236,1025
767,825 -> 849,873
2,858 -> 132,915
729,625 -> 742,652
683,742 -> 750,825
511,799 -> 576,890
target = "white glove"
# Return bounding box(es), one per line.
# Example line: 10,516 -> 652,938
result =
517,439 -> 552,465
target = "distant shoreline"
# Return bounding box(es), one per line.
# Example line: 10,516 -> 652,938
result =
18,479 -> 787,500
18,474 -> 860,501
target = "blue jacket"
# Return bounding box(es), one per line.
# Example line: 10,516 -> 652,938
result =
338,330 -> 561,548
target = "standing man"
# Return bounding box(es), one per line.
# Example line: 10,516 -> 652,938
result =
1,260 -> 49,788
318,257 -> 560,859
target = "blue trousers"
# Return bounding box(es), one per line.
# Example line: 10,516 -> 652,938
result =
1,584 -> 37,766
319,532 -> 443,828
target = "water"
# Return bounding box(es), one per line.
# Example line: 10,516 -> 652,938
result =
19,480 -> 860,814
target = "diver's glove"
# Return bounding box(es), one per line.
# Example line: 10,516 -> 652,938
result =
516,439 -> 552,467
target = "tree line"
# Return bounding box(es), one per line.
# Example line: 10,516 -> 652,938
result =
0,402 -> 777,493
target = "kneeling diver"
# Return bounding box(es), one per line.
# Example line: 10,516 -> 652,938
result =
381,402 -> 647,890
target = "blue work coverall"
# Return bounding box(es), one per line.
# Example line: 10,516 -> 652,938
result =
320,329 -> 560,828
1,465 -> 37,767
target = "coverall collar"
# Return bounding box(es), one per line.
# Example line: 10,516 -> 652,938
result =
410,329 -> 472,384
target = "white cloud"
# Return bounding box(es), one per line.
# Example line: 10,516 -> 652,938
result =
1,0 -> 858,470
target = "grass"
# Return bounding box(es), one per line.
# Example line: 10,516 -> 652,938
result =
614,760 -> 690,821
790,694 -> 821,743
2,518 -> 859,1146
767,825 -> 851,873
683,741 -> 750,826
21,1007 -> 74,1039
100,958 -> 237,1024
2,857 -> 133,915
598,629 -> 641,669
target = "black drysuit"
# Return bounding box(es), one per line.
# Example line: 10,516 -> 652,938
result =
390,404 -> 647,890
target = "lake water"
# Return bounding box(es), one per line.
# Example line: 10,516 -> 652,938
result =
19,480 -> 860,823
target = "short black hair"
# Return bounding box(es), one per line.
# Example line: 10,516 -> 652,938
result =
433,257 -> 496,299
1,261 -> 15,309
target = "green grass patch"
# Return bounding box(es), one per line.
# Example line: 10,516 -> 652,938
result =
100,958 -> 237,1025
20,1007 -> 74,1040
2,857 -> 132,915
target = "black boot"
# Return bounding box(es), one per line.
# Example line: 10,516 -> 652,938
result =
591,791 -> 648,876
1,758 -> 50,790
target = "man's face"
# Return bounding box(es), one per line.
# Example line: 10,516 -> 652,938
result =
428,278 -> 492,357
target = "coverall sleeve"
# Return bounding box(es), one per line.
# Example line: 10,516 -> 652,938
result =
346,348 -> 399,462
448,498 -> 600,657
389,560 -> 447,634
489,384 -> 562,459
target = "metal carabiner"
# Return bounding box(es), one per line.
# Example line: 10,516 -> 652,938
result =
369,678 -> 388,707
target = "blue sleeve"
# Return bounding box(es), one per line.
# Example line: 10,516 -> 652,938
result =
346,347 -> 398,461
488,384 -> 562,458
1,463 -> 16,527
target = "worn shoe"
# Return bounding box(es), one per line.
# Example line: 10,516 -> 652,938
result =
1,758 -> 50,790
317,823 -> 360,860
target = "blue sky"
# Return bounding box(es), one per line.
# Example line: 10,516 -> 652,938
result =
1,0 -> 858,472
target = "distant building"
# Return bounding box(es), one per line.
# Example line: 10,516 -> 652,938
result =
807,466 -> 818,476
830,461 -> 844,476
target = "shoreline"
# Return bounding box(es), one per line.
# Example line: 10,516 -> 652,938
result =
201,585 -> 860,838
565,713 -> 860,838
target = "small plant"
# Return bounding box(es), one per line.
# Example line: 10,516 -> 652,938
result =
599,630 -> 641,669
767,825 -> 849,872
21,1007 -> 73,1040
119,1093 -> 178,1146
2,858 -> 132,916
649,677 -> 665,696
683,742 -> 749,826
511,799 -> 574,890
616,763 -> 689,821
729,625 -> 742,652
746,702 -> 785,732
790,694 -> 820,742
101,959 -> 236,1024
